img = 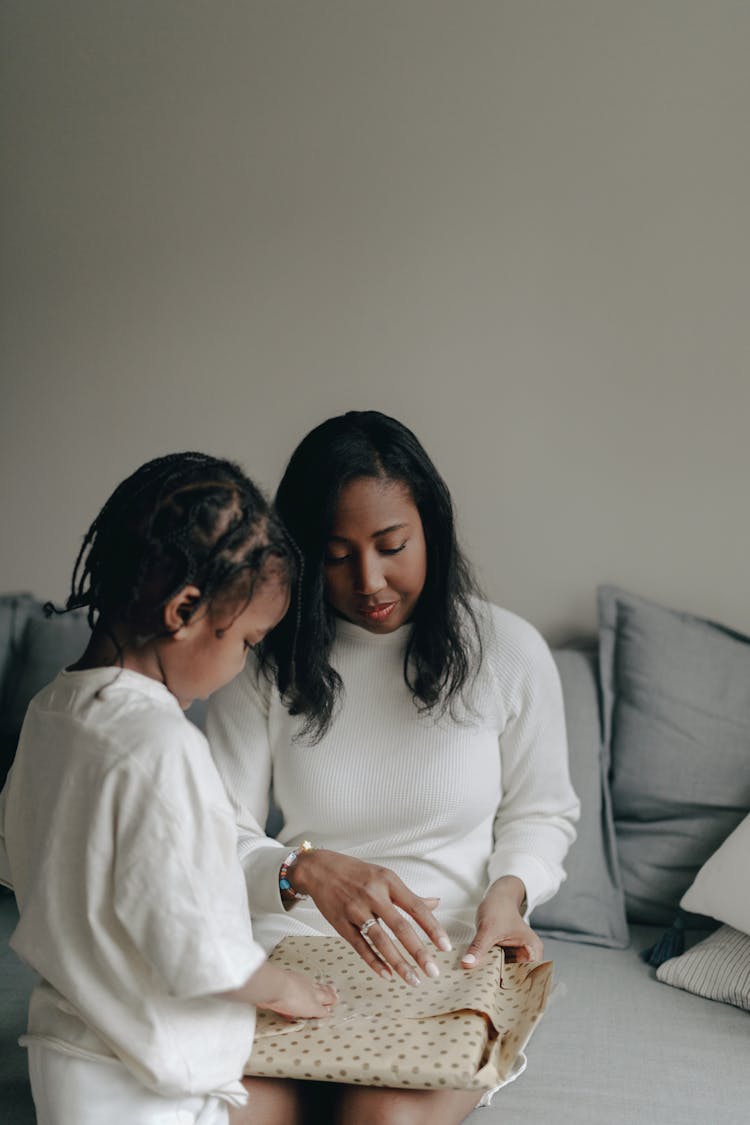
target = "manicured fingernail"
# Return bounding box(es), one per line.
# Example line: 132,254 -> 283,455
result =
461,953 -> 476,965
379,968 -> 392,980
405,969 -> 421,987
438,935 -> 452,952
424,960 -> 440,979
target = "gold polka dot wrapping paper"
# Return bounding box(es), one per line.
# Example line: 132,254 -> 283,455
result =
245,936 -> 553,1091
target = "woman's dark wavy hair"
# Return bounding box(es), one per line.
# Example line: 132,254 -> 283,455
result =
49,452 -> 294,641
262,411 -> 483,740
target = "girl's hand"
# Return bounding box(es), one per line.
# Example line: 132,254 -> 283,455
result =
289,848 -> 451,985
461,876 -> 543,969
259,969 -> 338,1021
224,961 -> 337,1019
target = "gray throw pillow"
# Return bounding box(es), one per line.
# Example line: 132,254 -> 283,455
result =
531,646 -> 628,947
599,586 -> 750,925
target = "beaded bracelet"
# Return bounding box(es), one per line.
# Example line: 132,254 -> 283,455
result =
279,840 -> 314,901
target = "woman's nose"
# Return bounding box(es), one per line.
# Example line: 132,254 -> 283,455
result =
353,553 -> 386,595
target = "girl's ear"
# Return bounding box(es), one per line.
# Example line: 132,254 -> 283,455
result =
163,585 -> 203,635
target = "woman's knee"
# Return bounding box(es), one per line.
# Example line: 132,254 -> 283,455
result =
229,1077 -> 304,1125
335,1086 -> 480,1125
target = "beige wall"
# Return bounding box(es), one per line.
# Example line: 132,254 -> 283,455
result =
2,1 -> 749,641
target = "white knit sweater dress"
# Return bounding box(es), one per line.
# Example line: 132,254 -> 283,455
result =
207,601 -> 580,955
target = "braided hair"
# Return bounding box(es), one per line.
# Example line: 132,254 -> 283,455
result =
51,452 -> 294,640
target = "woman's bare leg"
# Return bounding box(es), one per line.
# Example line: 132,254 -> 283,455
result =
335,1086 -> 484,1125
229,1078 -> 482,1125
228,1077 -> 305,1125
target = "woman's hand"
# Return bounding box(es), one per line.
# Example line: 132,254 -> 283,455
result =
289,848 -> 451,985
461,876 -> 543,969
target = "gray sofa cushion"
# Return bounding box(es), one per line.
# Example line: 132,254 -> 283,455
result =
0,596 -> 209,781
0,595 -> 38,715
4,610 -> 90,736
1,595 -> 55,788
598,585 -> 750,925
1,603 -> 90,787
531,647 -> 628,947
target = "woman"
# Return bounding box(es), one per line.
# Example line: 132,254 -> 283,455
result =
208,411 -> 579,1125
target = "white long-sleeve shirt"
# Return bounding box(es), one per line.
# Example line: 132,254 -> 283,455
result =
207,602 -> 580,951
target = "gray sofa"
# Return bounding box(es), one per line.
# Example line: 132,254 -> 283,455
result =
1,589 -> 749,1124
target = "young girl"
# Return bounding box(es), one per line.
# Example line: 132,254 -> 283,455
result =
207,412 -> 580,1125
0,452 -> 336,1125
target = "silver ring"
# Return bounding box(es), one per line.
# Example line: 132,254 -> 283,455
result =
359,918 -> 378,938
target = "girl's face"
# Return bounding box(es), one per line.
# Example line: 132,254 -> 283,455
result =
161,571 -> 290,707
324,476 -> 427,633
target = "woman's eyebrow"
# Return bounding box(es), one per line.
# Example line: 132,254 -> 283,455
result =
327,522 -> 408,543
372,523 -> 408,538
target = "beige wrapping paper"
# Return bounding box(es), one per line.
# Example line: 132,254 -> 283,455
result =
246,936 -> 552,1091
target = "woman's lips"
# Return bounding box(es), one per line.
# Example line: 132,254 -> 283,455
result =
358,601 -> 397,623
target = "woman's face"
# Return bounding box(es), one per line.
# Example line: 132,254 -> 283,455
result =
324,476 -> 428,633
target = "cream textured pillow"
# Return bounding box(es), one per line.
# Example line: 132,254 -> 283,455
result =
680,811 -> 750,934
656,926 -> 750,1011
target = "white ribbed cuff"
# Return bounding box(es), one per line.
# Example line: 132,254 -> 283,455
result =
237,838 -> 287,915
487,853 -> 560,916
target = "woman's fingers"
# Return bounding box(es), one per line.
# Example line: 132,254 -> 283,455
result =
461,920 -> 544,969
515,931 -> 544,961
351,921 -> 423,986
341,899 -> 444,985
378,879 -> 450,953
459,878 -> 543,970
460,917 -> 497,969
294,850 -> 449,981
370,882 -> 452,978
361,913 -> 442,985
339,871 -> 450,981
402,895 -> 452,952
343,923 -> 394,981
